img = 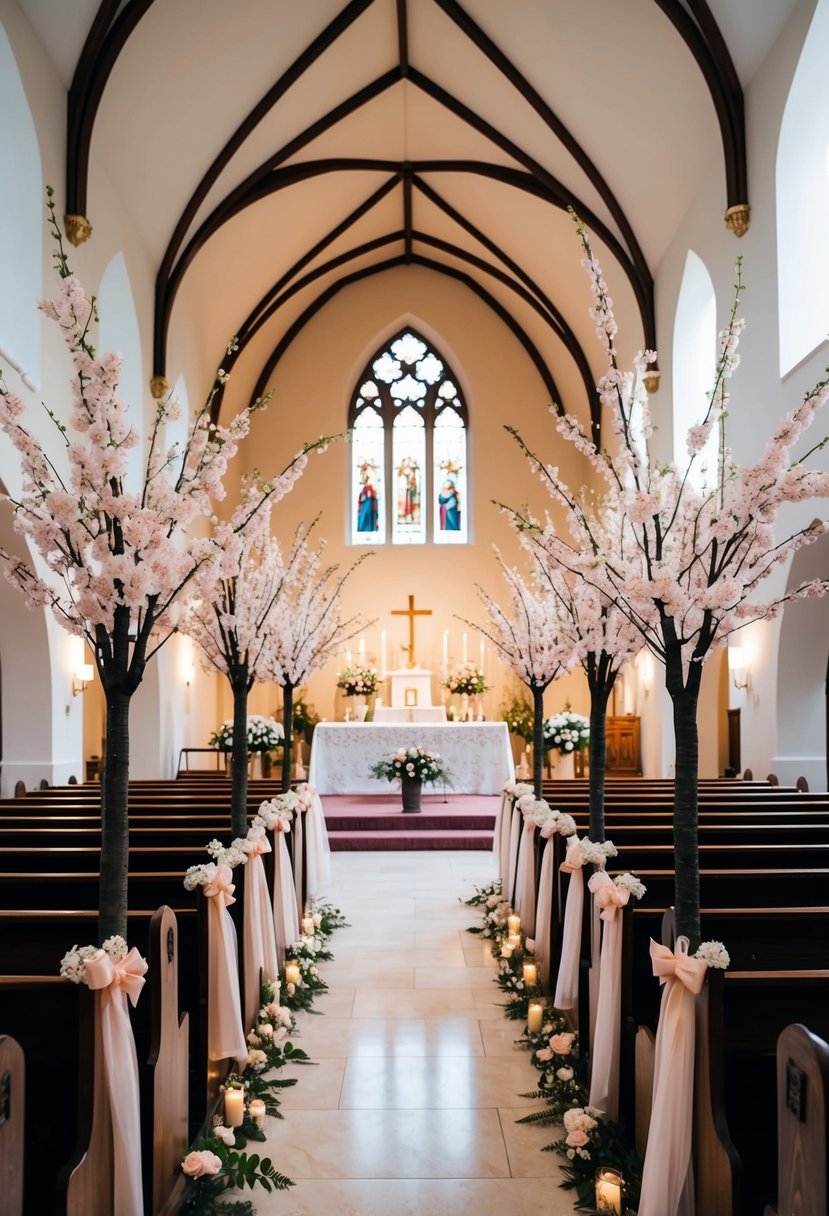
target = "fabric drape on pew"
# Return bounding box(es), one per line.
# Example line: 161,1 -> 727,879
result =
85,947 -> 147,1216
498,792 -> 515,894
586,871 -> 629,1120
553,838 -> 587,1012
304,787 -> 331,898
492,788 -> 509,873
241,829 -> 279,1029
506,802 -> 523,905
272,821 -> 300,961
513,814 -> 538,926
533,822 -> 558,990
638,938 -> 708,1216
204,865 -> 247,1062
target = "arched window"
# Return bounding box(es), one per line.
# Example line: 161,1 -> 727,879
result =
673,250 -> 717,485
776,0 -> 829,376
349,329 -> 469,545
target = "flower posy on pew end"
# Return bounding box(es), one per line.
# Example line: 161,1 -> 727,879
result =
695,940 -> 730,969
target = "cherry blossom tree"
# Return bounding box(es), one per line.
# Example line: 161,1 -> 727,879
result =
264,524 -> 374,792
0,198 -> 323,938
468,549 -> 575,798
511,218 -> 829,945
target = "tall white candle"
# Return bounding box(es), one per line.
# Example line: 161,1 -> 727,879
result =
358,637 -> 366,665
442,629 -> 449,674
480,639 -> 485,671
285,960 -> 301,986
527,1001 -> 544,1033
522,962 -> 538,987
224,1087 -> 245,1127
381,630 -> 387,678
462,632 -> 468,662
507,914 -> 521,935
346,648 -> 353,667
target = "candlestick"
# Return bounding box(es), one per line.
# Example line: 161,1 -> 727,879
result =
381,629 -> 387,678
507,933 -> 522,949
301,915 -> 314,936
284,960 -> 301,986
522,962 -> 538,987
507,914 -> 521,935
527,1001 -> 544,1033
223,1086 -> 245,1128
248,1098 -> 266,1129
346,648 -> 353,667
594,1166 -> 623,1215
462,631 -> 468,662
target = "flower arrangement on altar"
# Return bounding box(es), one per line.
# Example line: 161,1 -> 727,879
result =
501,695 -> 534,741
443,661 -> 487,696
370,746 -> 451,785
337,667 -> 379,697
543,709 -> 590,754
209,715 -> 284,752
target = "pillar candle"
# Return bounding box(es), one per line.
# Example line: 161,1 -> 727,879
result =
381,630 -> 387,678
223,1087 -> 245,1127
523,962 -> 538,987
285,960 -> 301,986
507,914 -> 521,935
248,1098 -> 266,1129
442,629 -> 449,673
462,632 -> 468,662
594,1167 -> 623,1214
480,639 -> 485,671
507,933 -> 522,949
301,915 -> 314,936
527,1001 -> 544,1033
346,648 -> 353,667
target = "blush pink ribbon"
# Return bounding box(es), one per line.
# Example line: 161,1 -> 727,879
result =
539,816 -> 559,840
553,839 -> 587,1011
243,833 -> 272,859
560,838 -> 586,873
271,816 -> 291,834
243,839 -> 279,1029
514,817 -> 538,921
588,870 -> 630,922
86,947 -> 148,1008
204,863 -> 236,906
650,936 -> 708,994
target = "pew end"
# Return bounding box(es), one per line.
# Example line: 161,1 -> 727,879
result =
0,1035 -> 24,1216
770,1023 -> 829,1216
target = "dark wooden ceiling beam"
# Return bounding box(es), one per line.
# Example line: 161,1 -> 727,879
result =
65,0 -> 155,239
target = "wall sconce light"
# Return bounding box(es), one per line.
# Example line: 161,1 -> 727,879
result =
72,663 -> 95,696
728,644 -> 749,690
184,662 -> 196,687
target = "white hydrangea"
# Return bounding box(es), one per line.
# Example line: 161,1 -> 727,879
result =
183,862 -> 217,891
579,837 -> 618,866
695,940 -> 731,969
557,813 -> 578,837
615,872 -> 647,900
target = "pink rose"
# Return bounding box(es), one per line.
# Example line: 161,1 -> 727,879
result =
182,1149 -> 222,1177
565,1129 -> 589,1147
536,1046 -> 553,1062
550,1032 -> 575,1055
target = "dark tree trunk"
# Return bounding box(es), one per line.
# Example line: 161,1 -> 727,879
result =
281,680 -> 294,794
99,686 -> 132,940
230,669 -> 250,839
587,676 -> 613,840
666,644 -> 703,949
532,684 -> 546,800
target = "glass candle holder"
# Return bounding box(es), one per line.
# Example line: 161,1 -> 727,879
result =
594,1166 -> 623,1214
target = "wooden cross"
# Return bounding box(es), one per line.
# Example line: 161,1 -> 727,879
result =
391,594 -> 432,670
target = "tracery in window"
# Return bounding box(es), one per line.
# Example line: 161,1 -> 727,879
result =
349,329 -> 468,545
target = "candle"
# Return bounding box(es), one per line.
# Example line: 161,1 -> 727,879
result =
594,1166 -> 623,1215
527,1001 -> 544,1033
480,639 -> 485,671
507,933 -> 522,949
248,1098 -> 266,1129
285,960 -> 301,986
223,1086 -> 245,1127
523,962 -> 538,987
346,648 -> 353,667
302,915 -> 314,936
381,630 -> 387,678
442,629 -> 449,673
462,631 -> 468,662
507,914 -> 521,935
358,637 -> 366,665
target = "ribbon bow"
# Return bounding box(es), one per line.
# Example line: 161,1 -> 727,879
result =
204,863 -> 236,906
272,816 -> 291,834
86,946 -> 148,1008
588,870 -> 629,920
649,936 -> 708,995
243,833 -> 272,859
539,816 -> 559,840
560,839 -> 586,874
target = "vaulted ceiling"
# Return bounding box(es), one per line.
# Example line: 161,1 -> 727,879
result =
20,0 -> 800,433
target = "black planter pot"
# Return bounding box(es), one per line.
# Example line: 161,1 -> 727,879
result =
401,776 -> 423,813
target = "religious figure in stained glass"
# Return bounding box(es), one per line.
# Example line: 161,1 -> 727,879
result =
438,478 -> 461,531
357,464 -> 379,532
396,455 -> 421,525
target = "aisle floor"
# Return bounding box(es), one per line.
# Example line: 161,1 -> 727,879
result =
257,850 -> 571,1215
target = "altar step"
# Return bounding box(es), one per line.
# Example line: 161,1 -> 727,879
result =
321,794 -> 496,851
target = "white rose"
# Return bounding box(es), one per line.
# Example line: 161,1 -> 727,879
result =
213,1124 -> 235,1146
259,1022 -> 274,1037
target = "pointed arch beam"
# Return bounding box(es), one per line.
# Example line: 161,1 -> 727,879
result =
247,253 -> 564,416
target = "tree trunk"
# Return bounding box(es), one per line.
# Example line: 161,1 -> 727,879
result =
230,672 -> 249,839
588,680 -> 612,840
669,670 -> 702,949
282,680 -> 294,794
532,684 -> 546,800
99,686 -> 131,940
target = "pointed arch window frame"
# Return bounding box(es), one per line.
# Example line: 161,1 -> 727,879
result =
348,327 -> 469,546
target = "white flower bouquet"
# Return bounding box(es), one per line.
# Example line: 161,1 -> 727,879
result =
209,714 -> 284,752
370,745 -> 451,785
543,710 -> 590,754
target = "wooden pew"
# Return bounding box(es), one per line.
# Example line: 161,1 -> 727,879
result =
765,1023 -> 829,1216
0,1035 -> 24,1216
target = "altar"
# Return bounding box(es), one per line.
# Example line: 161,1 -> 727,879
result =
308,722 -> 514,795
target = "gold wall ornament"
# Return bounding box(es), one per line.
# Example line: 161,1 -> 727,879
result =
64,214 -> 93,246
643,368 -> 661,395
150,375 -> 170,400
724,203 -> 751,238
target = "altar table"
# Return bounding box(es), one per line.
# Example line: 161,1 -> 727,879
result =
308,722 -> 514,795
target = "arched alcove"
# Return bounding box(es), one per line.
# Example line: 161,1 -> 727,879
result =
0,485 -> 53,795
0,22 -> 42,389
98,252 -> 144,491
776,0 -> 829,375
672,250 -> 717,481
776,531 -> 829,790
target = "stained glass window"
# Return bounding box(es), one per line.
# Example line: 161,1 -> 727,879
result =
348,329 -> 468,545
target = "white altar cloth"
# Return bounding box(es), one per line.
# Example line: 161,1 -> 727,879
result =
373,706 -> 447,723
308,722 -> 514,795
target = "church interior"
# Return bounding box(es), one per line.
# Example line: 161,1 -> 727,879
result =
1,1 -> 829,1214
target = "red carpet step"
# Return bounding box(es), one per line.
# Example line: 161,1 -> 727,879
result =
322,794 -> 497,851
